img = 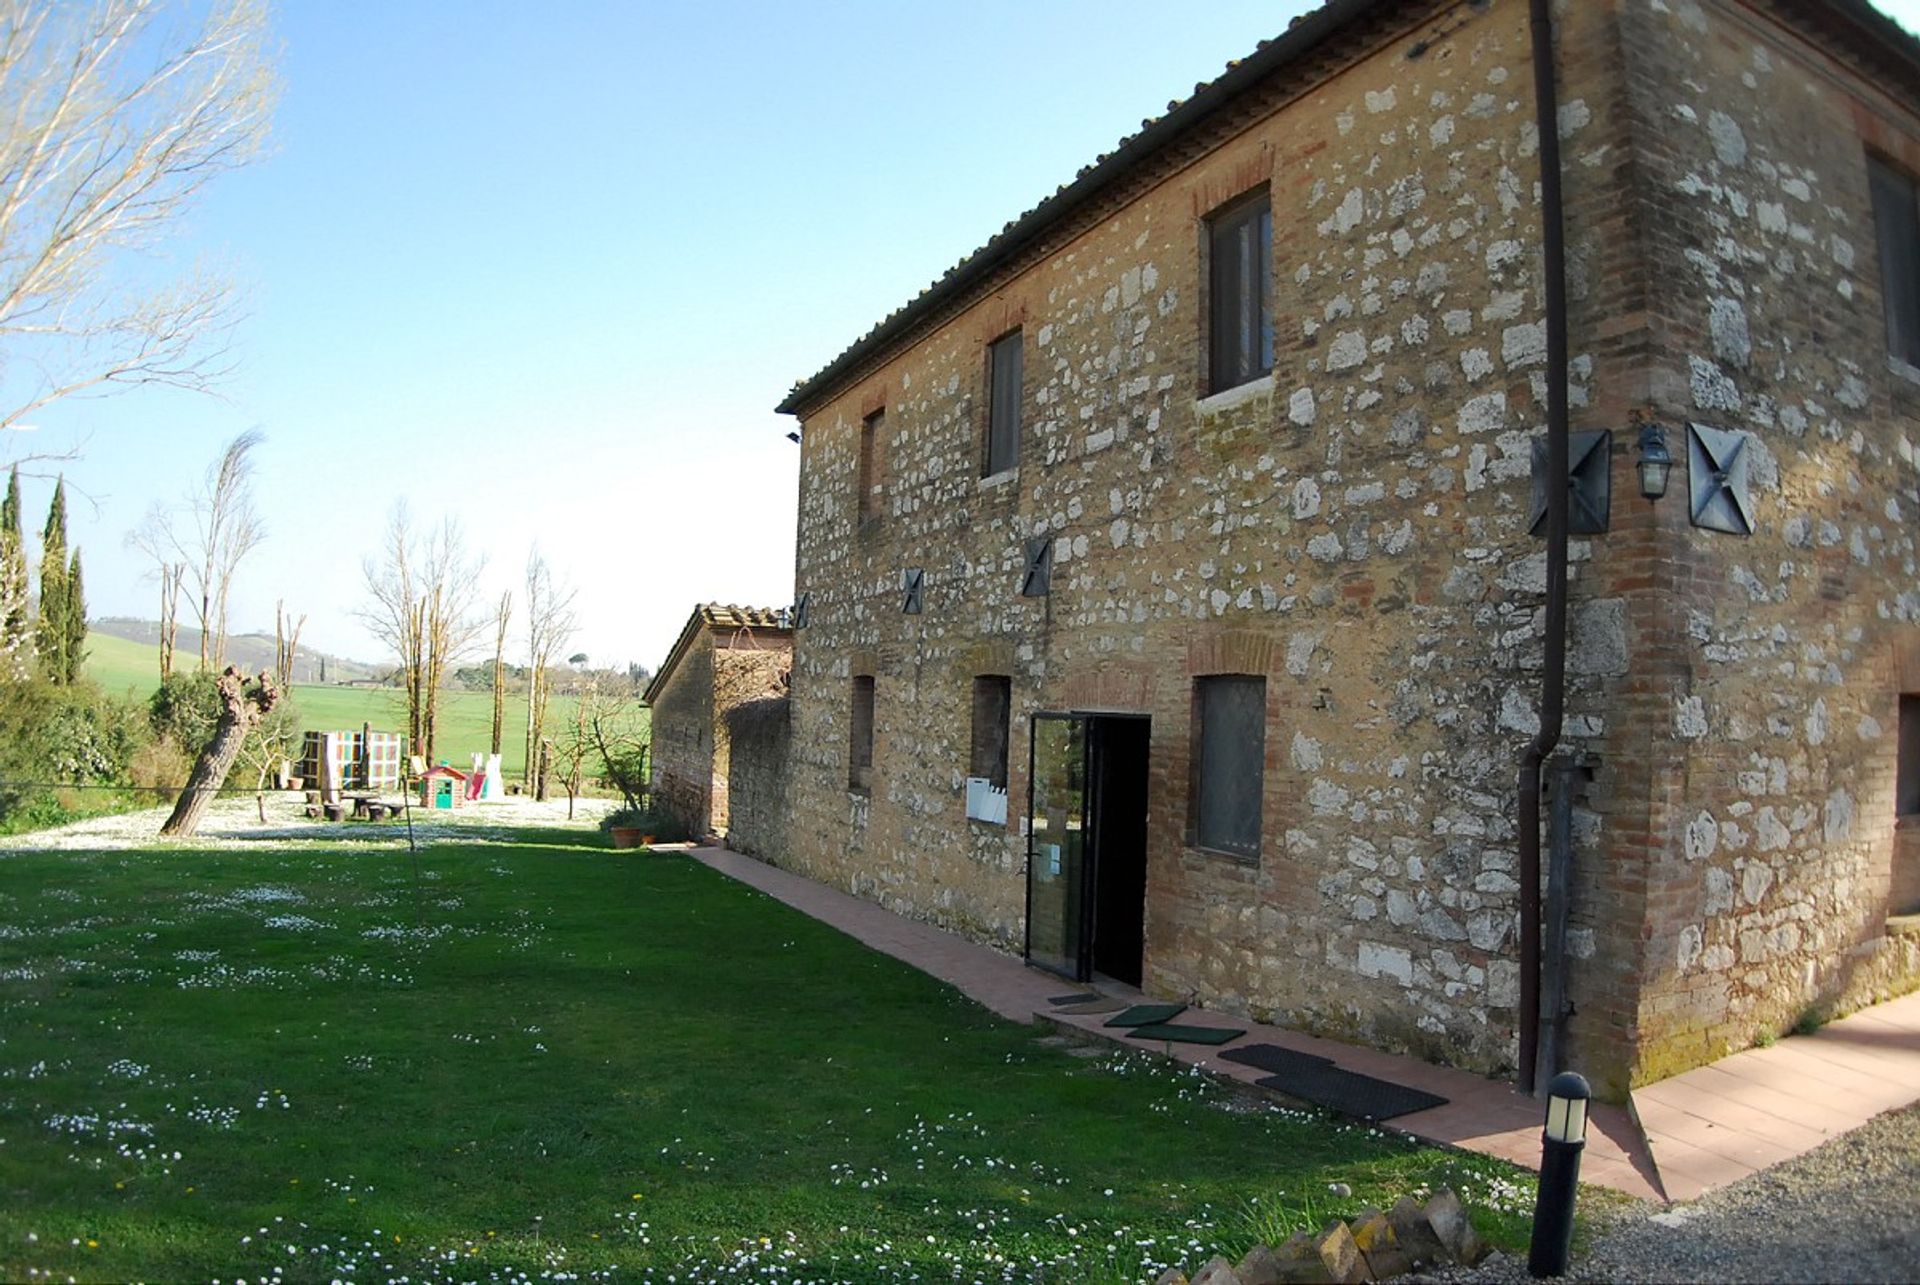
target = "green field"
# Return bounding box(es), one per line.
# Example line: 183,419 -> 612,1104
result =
83,631 -> 594,780
0,828 -> 1536,1281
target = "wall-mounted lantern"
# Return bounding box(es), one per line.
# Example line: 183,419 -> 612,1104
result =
1635,425 -> 1672,501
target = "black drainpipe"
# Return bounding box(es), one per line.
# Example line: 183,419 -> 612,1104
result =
1517,0 -> 1571,1095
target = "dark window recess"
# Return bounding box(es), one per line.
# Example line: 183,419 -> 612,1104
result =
1870,156 -> 1920,368
1687,423 -> 1754,536
1208,195 -> 1274,393
901,567 -> 924,615
858,409 -> 884,524
849,676 -> 875,793
970,675 -> 1012,788
986,330 -> 1023,476
1529,429 -> 1612,536
1900,696 -> 1920,817
1193,675 -> 1265,858
791,592 -> 810,629
1020,535 -> 1053,597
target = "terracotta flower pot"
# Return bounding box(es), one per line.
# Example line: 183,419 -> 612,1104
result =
610,826 -> 645,849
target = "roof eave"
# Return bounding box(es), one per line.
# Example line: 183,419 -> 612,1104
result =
774,0 -> 1398,420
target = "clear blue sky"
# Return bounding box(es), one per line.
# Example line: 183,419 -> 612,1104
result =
9,0 -> 1920,674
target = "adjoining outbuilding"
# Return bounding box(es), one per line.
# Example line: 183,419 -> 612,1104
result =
645,604 -> 792,842
766,0 -> 1920,1097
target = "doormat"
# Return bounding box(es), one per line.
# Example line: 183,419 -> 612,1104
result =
1104,1003 -> 1187,1028
1054,996 -> 1129,1015
1125,1022 -> 1246,1046
1252,1065 -> 1449,1121
1219,1043 -> 1335,1075
1048,993 -> 1100,1006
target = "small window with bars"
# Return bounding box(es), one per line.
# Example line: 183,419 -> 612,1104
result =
1207,191 -> 1274,394
1870,155 -> 1920,369
849,675 -> 875,793
985,329 -> 1023,476
1191,674 -> 1266,858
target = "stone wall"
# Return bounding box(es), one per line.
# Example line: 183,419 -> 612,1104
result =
1599,0 -> 1920,1082
779,0 -> 1920,1090
709,643 -> 792,837
649,637 -> 715,837
724,695 -> 791,860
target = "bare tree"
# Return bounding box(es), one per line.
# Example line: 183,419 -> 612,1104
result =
0,1 -> 277,451
489,589 -> 511,755
125,501 -> 184,680
187,429 -> 264,669
359,505 -> 485,763
522,548 -> 577,798
273,598 -> 302,690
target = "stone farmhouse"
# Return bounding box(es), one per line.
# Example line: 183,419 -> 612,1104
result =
644,604 -> 791,841
767,0 -> 1920,1097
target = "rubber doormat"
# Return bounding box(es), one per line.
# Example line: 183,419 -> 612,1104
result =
1125,1022 -> 1246,1046
1218,1043 -> 1335,1075
1054,996 -> 1129,1015
1252,1064 -> 1449,1121
1048,993 -> 1100,1006
1104,1003 -> 1188,1028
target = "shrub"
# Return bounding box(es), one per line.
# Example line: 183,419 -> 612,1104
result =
597,807 -> 687,842
0,675 -> 151,831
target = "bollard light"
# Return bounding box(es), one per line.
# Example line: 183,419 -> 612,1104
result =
1528,1071 -> 1591,1278
1635,424 -> 1672,500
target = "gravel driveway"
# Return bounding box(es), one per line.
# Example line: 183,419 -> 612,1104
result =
1444,1102 -> 1920,1283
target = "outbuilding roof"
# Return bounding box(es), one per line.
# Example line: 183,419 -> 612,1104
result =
644,603 -> 792,707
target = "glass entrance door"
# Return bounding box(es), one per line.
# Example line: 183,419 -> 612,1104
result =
1026,713 -> 1090,979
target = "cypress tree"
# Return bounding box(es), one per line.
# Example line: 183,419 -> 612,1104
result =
37,477 -> 69,684
64,547 -> 87,684
0,466 -> 27,674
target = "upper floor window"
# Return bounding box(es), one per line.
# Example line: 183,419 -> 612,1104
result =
1207,192 -> 1273,394
1191,674 -> 1265,858
858,409 -> 884,525
985,330 -> 1023,476
1870,155 -> 1920,368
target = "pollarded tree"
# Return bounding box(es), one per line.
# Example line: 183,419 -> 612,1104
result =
0,1 -> 277,450
522,549 -> 576,797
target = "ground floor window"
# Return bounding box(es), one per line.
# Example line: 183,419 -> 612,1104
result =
1192,674 -> 1265,858
850,676 -> 875,793
1899,694 -> 1920,816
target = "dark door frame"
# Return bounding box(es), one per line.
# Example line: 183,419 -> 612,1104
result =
1023,710 -> 1151,983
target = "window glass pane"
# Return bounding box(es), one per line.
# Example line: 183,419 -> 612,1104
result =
988,331 -> 1022,475
970,675 -> 1012,786
1196,676 -> 1264,856
1870,158 -> 1920,366
1208,196 -> 1273,393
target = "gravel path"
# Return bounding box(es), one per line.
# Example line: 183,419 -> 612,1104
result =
1440,1103 -> 1920,1283
0,792 -> 619,850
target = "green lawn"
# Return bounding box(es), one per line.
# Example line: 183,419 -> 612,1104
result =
82,632 -> 599,780
0,830 -> 1536,1281
81,631 -> 161,695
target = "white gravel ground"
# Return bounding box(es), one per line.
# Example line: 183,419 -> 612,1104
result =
1433,1103 -> 1920,1283
0,791 -> 619,850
